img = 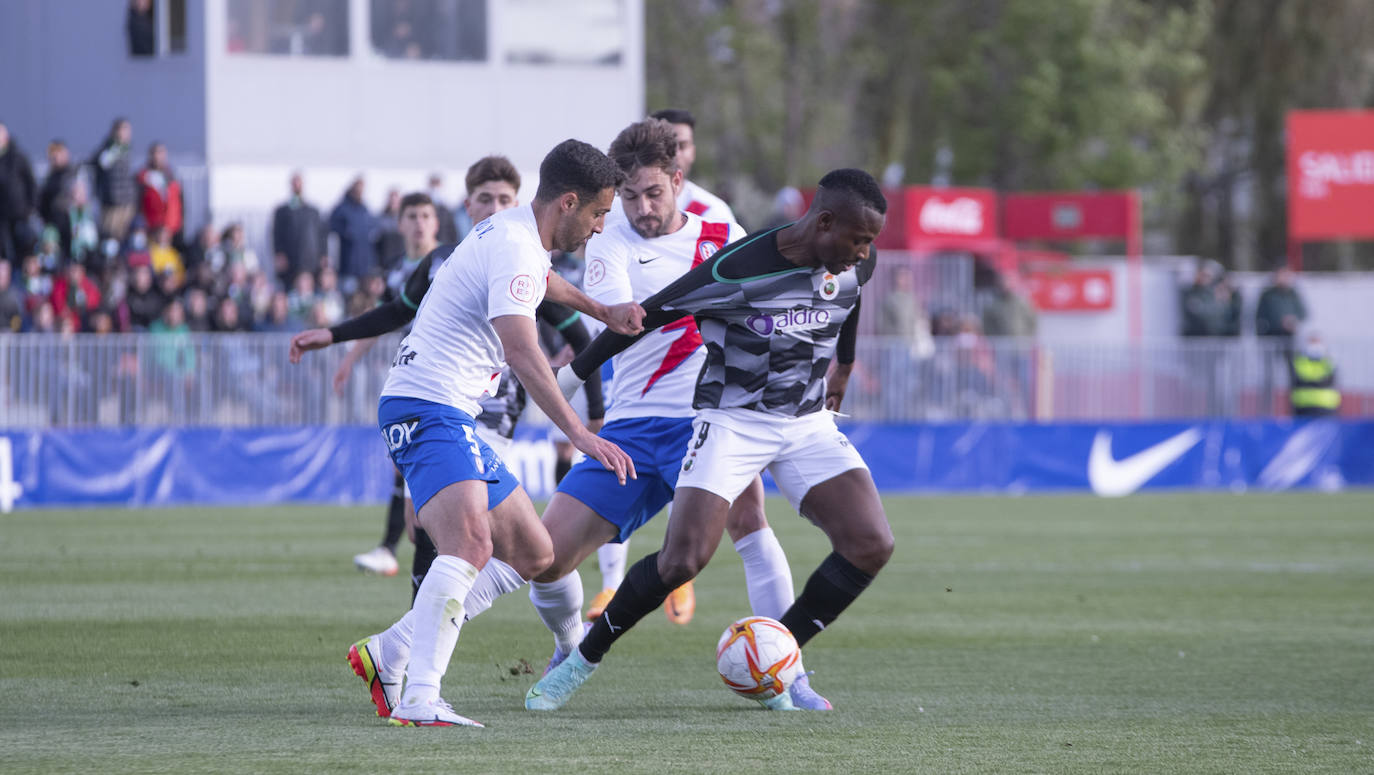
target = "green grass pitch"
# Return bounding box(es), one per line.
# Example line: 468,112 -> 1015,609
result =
2,493 -> 1372,774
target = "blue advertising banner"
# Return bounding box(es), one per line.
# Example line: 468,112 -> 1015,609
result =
2,420 -> 1371,510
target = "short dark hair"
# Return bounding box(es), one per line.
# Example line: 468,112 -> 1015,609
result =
534,139 -> 624,204
816,168 -> 887,215
398,191 -> 434,216
465,155 -> 521,193
649,108 -> 695,128
608,119 -> 680,177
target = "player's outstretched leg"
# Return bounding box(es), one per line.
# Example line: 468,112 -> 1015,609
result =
727,477 -> 830,709
527,487 -> 732,709
388,481 -> 492,728
775,469 -> 892,710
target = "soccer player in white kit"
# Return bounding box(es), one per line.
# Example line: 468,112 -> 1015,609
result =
528,168 -> 894,712
586,107 -> 742,623
368,140 -> 643,727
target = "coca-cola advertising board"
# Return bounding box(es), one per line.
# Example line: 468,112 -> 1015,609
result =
1288,110 -> 1374,240
905,187 -> 999,246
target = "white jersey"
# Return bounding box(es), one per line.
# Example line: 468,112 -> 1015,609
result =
678,180 -> 738,225
583,211 -> 744,422
381,205 -> 550,417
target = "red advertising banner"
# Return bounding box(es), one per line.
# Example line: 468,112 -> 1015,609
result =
904,186 -> 999,245
1023,268 -> 1115,312
1287,110 -> 1374,240
1002,191 -> 1138,241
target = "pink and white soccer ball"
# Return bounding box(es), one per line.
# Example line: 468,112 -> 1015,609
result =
715,616 -> 802,700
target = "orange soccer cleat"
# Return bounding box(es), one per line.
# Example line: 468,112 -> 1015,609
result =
664,580 -> 695,625
585,587 -> 616,621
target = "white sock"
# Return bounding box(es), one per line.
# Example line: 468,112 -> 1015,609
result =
734,528 -> 807,674
379,609 -> 415,675
735,527 -> 793,619
597,541 -> 628,590
530,570 -> 587,652
400,555 -> 479,705
375,558 -> 525,678
463,557 -> 527,621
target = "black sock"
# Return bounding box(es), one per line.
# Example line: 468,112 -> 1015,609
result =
380,473 -> 406,552
554,457 -> 572,484
779,552 -> 875,648
411,528 -> 438,603
578,552 -> 671,663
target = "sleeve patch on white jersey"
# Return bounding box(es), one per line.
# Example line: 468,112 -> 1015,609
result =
509,274 -> 538,303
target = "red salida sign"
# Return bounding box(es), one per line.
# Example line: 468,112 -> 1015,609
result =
1288,110 -> 1374,240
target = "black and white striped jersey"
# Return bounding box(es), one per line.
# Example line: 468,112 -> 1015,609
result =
572,227 -> 871,418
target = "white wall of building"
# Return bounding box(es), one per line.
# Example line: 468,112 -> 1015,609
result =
202,0 -> 645,212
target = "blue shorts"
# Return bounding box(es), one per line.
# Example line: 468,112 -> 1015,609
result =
556,415 -> 693,543
378,396 -> 520,513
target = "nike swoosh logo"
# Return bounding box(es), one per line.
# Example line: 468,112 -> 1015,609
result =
637,256 -> 660,264
1088,428 -> 1202,497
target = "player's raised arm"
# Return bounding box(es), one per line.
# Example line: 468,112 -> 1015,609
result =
288,244 -> 452,363
544,271 -> 644,336
492,314 -> 633,484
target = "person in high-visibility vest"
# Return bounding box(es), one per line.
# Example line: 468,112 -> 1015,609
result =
1290,333 -> 1341,417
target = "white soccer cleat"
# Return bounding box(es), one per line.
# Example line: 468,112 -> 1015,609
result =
347,635 -> 403,718
388,697 -> 484,728
787,671 -> 833,710
526,649 -> 597,710
354,546 -> 399,576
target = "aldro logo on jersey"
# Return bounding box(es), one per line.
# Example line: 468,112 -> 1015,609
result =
745,308 -> 832,336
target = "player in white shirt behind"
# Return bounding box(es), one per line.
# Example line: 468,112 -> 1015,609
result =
585,107 -> 742,622
356,140 -> 643,728
650,108 -> 738,225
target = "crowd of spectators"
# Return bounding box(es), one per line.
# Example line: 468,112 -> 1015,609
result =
0,118 -> 471,341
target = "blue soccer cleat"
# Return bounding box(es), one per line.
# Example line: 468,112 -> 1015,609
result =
526,649 -> 597,710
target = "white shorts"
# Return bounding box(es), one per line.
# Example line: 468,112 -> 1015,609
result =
676,408 -> 868,512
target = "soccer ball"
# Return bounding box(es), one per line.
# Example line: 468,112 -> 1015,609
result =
715,616 -> 801,700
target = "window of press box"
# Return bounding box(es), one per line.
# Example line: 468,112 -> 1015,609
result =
503,0 -> 624,66
370,0 -> 488,61
127,0 -> 188,57
226,0 -> 350,57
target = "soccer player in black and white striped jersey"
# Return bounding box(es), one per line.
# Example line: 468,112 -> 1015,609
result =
529,168 -> 895,711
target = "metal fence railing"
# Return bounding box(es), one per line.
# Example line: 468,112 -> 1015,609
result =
844,336 -> 1373,421
1,333 -> 1368,428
